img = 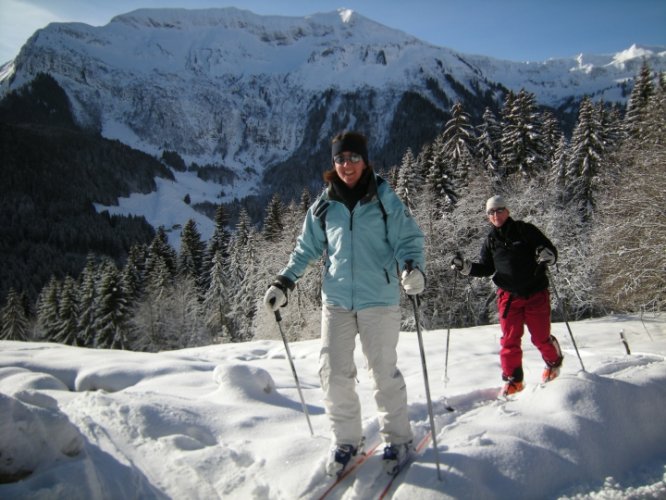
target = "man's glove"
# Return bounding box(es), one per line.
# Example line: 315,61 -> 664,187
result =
401,268 -> 425,295
450,252 -> 471,275
536,246 -> 556,266
263,285 -> 287,312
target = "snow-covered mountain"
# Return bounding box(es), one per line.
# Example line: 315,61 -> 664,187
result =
1,7 -> 664,242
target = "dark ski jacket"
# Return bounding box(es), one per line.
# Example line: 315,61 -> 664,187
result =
468,217 -> 557,297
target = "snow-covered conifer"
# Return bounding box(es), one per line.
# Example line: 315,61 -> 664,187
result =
625,60 -> 655,140
395,147 -> 420,211
0,288 -> 29,341
178,219 -> 206,292
566,96 -> 605,221
94,260 -> 130,349
263,193 -> 284,242
53,276 -> 80,345
77,254 -> 98,347
36,277 -> 61,341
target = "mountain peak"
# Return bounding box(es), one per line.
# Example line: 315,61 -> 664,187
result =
338,8 -> 355,23
612,43 -> 659,64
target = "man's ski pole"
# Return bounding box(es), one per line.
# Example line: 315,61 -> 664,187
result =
409,294 -> 443,481
273,307 -> 314,436
547,270 -> 586,372
444,271 -> 457,387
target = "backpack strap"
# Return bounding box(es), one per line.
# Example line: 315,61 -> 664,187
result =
374,177 -> 389,240
312,192 -> 330,243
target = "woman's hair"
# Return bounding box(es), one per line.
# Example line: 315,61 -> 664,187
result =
324,131 -> 371,183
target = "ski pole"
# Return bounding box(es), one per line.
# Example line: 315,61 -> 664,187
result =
640,309 -> 655,341
408,294 -> 443,481
273,307 -> 314,436
547,270 -> 586,372
619,329 -> 631,355
444,271 -> 457,387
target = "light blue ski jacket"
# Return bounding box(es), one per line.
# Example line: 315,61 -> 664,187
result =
279,174 -> 425,311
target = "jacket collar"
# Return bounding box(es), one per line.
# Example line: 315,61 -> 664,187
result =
327,168 -> 377,209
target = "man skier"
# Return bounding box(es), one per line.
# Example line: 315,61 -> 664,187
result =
452,195 -> 563,397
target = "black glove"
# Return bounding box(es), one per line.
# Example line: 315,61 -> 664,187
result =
450,252 -> 471,275
536,246 -> 556,266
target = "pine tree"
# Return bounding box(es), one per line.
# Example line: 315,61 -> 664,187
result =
36,277 -> 61,340
440,101 -> 477,188
425,133 -> 457,209
624,60 -> 655,140
263,193 -> 284,242
395,147 -> 420,211
207,205 -> 231,269
499,89 -> 545,178
566,96 -> 605,221
94,260 -> 130,349
540,111 -> 564,168
132,254 -> 173,351
133,232 -> 178,350
498,90 -> 518,177
147,254 -> 174,299
203,250 -> 230,341
146,226 -> 177,280
226,209 -> 257,342
234,229 -> 259,342
53,276 -> 80,345
178,219 -> 206,290
122,244 -> 147,302
644,71 -> 666,146
476,107 -> 502,180
594,101 -> 621,155
550,134 -> 570,207
77,254 -> 98,347
0,288 -> 29,341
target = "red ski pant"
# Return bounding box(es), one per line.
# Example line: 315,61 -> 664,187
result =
497,288 -> 561,381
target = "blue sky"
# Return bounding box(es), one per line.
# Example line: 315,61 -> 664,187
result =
1,0 -> 664,64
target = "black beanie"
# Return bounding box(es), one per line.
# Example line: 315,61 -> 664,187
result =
331,132 -> 369,165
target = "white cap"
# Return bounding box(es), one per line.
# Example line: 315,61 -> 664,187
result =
486,195 -> 507,213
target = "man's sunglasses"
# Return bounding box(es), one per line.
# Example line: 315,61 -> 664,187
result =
487,207 -> 506,216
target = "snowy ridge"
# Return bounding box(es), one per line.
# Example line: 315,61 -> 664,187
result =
1,8 -> 664,244
0,314 -> 665,498
3,8 -> 663,154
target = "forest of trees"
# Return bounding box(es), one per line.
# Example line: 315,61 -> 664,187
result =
1,62 -> 664,350
0,73 -> 175,306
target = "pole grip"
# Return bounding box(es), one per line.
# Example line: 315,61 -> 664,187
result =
270,297 -> 282,322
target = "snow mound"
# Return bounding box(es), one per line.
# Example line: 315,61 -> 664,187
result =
0,392 -> 84,480
213,363 -> 277,400
0,366 -> 69,394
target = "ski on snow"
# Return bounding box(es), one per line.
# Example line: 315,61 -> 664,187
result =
376,430 -> 434,499
317,439 -> 382,500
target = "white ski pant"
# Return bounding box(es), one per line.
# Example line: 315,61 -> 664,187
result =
319,304 -> 413,446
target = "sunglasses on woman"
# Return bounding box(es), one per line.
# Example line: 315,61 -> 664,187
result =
333,153 -> 363,165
